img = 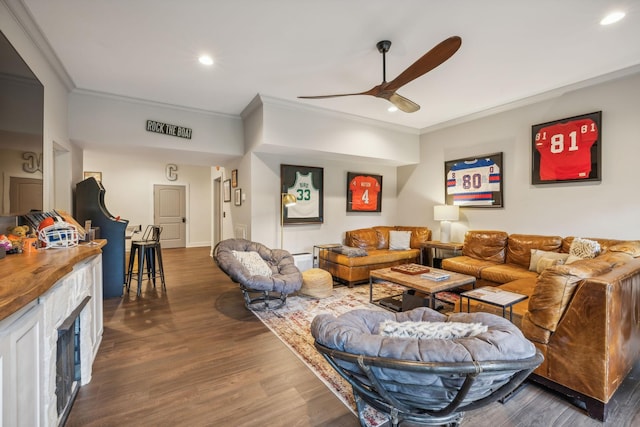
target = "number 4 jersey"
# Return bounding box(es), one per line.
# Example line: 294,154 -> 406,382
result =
535,118 -> 598,181
447,159 -> 500,205
349,175 -> 381,211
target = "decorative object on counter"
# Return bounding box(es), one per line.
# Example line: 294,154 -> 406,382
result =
433,205 -> 459,243
37,216 -> 79,249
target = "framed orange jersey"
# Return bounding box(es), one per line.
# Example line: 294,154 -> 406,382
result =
347,172 -> 382,212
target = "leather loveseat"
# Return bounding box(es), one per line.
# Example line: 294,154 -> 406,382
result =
441,230 -> 640,421
318,226 -> 431,287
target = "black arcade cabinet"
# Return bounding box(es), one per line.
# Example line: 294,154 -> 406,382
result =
75,177 -> 128,298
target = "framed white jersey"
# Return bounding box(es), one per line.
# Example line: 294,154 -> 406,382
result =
444,152 -> 503,208
281,164 -> 324,224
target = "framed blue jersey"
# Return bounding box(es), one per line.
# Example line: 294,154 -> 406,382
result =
444,152 -> 503,208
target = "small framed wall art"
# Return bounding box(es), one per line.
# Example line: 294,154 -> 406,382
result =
231,169 -> 238,188
281,164 -> 324,224
346,172 -> 382,212
444,152 -> 503,208
234,188 -> 242,206
531,111 -> 602,185
223,179 -> 231,202
83,171 -> 102,182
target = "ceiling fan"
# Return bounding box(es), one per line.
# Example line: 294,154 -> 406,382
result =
299,36 -> 462,113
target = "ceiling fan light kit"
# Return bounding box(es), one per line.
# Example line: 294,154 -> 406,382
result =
299,36 -> 462,113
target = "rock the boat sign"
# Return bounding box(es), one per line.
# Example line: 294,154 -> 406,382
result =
146,120 -> 192,139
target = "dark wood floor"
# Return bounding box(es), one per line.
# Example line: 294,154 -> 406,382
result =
67,247 -> 640,427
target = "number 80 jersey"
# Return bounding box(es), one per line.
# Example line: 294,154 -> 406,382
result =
446,159 -> 500,205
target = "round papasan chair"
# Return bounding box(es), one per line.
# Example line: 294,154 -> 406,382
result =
213,238 -> 303,310
311,307 -> 543,427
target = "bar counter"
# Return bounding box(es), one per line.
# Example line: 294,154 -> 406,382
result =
0,240 -> 106,321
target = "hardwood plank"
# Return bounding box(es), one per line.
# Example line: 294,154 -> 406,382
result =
67,247 -> 640,427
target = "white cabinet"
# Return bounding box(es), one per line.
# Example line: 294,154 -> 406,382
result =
0,302 -> 44,427
0,253 -> 103,427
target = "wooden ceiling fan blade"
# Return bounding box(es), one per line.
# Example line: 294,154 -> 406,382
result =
386,36 -> 462,92
298,90 -> 372,99
388,93 -> 420,113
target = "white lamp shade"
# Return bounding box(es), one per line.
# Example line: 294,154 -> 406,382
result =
433,205 -> 459,221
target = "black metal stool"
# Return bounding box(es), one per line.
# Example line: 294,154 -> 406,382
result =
126,225 -> 166,296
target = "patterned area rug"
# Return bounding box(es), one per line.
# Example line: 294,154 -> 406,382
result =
251,282 -> 408,427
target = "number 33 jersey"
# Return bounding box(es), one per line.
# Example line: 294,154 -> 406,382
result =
286,171 -> 319,218
535,118 -> 598,181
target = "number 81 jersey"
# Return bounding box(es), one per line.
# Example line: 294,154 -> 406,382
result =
535,118 -> 598,181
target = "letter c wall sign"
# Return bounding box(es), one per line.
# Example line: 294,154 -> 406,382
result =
166,164 -> 178,181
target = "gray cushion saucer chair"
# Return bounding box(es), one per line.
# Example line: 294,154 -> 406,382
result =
213,238 -> 303,310
311,307 -> 543,427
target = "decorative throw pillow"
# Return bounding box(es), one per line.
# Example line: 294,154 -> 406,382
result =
535,257 -> 563,274
528,249 -> 569,272
330,245 -> 368,257
389,230 -> 412,250
379,320 -> 487,340
569,238 -> 601,259
232,250 -> 273,277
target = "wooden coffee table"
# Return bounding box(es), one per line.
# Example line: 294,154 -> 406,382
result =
369,265 -> 476,311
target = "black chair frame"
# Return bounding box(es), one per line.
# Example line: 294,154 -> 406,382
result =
127,225 -> 166,296
315,341 -> 544,427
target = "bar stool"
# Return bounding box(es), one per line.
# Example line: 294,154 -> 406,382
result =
126,225 -> 166,296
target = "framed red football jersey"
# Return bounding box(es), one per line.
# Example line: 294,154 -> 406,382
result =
531,111 -> 602,184
347,172 -> 382,212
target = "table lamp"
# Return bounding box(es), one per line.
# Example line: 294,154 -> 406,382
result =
433,205 -> 459,243
281,193 -> 297,249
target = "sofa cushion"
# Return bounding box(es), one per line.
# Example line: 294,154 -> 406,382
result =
441,256 -> 500,278
607,240 -> 640,257
345,228 -> 381,250
461,230 -> 508,263
528,249 -> 570,273
527,259 -> 612,332
389,230 -> 411,250
480,263 -> 538,284
561,236 -> 622,254
506,234 -> 562,269
373,226 -> 396,249
322,248 -> 419,267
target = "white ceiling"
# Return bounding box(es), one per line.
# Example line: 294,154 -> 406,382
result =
18,0 -> 640,131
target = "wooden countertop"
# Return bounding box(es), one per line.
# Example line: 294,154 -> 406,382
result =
0,240 -> 106,321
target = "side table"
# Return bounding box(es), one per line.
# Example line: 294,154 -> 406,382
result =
421,241 -> 463,267
313,243 -> 342,268
460,287 -> 528,322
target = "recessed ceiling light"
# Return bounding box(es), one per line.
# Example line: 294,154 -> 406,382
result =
387,105 -> 398,112
600,11 -> 625,25
198,55 -> 214,66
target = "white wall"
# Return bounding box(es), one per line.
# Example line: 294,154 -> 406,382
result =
83,151 -> 212,247
399,71 -> 640,241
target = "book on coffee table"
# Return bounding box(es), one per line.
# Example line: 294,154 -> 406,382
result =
420,271 -> 450,281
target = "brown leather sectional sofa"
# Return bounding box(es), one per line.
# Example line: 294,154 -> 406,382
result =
318,226 -> 431,286
441,230 -> 640,421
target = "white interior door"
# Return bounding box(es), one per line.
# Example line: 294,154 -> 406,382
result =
153,184 -> 186,248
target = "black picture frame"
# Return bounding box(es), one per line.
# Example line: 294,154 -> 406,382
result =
223,179 -> 231,202
531,111 -> 602,185
234,188 -> 242,206
281,164 -> 324,224
444,152 -> 503,208
346,172 -> 382,212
